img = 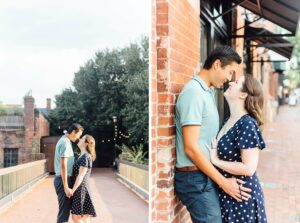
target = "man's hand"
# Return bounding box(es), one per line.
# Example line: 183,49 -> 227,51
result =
64,187 -> 73,198
220,178 -> 252,202
206,138 -> 219,165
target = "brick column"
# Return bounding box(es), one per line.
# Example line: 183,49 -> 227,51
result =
46,98 -> 51,110
232,6 -> 245,79
151,0 -> 201,222
23,96 -> 35,163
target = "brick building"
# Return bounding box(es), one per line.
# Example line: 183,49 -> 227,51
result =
0,95 -> 51,168
151,0 -> 300,222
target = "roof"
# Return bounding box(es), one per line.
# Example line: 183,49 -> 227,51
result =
0,115 -> 24,130
245,26 -> 294,59
35,108 -> 50,118
234,0 -> 300,34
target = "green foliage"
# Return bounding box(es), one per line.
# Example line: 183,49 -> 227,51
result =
287,27 -> 300,89
117,143 -> 148,165
49,36 -> 149,147
0,102 -> 5,115
121,36 -> 149,144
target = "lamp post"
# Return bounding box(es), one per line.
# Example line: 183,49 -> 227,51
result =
112,116 -> 118,169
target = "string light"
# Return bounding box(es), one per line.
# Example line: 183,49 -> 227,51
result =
98,124 -> 133,143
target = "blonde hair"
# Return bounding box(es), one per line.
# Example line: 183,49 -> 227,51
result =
85,135 -> 96,161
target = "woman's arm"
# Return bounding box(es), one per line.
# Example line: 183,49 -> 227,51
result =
72,166 -> 89,192
210,147 -> 259,176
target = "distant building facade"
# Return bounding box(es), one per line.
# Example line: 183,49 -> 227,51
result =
0,95 -> 51,168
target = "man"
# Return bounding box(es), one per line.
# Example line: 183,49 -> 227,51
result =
54,123 -> 84,223
174,46 -> 251,223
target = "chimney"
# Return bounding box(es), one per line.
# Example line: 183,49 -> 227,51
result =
24,95 -> 35,131
23,95 -> 35,162
46,98 -> 51,110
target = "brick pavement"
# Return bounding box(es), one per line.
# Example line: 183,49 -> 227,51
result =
259,104 -> 300,223
0,168 -> 148,223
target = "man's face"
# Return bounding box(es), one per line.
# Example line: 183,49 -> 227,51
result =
212,60 -> 238,88
71,130 -> 83,142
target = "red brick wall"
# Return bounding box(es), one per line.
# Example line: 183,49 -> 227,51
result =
269,72 -> 279,99
232,6 -> 245,78
0,131 -> 25,167
35,114 -> 50,141
151,0 -> 200,222
23,96 -> 35,163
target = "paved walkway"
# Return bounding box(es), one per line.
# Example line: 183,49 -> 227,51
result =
258,104 -> 300,223
0,168 -> 148,223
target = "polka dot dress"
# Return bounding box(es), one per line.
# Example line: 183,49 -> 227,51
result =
71,153 -> 96,217
217,114 -> 267,223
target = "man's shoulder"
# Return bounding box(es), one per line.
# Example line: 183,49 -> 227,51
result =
180,79 -> 204,97
56,135 -> 71,147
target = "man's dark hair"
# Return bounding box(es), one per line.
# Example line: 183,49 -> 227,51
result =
203,45 -> 242,70
67,123 -> 84,134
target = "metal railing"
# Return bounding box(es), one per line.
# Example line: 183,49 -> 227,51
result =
0,159 -> 47,200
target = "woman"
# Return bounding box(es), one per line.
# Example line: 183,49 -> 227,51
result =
71,134 -> 97,223
209,74 -> 267,223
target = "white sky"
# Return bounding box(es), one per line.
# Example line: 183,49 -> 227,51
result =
0,0 -> 149,107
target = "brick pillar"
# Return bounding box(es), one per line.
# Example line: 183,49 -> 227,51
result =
232,6 -> 245,78
151,0 -> 201,222
23,95 -> 35,163
46,98 -> 51,110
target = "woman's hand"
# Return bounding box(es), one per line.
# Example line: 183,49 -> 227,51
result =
206,137 -> 219,165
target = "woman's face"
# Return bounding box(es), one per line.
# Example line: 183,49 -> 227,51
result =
77,135 -> 87,149
224,75 -> 245,100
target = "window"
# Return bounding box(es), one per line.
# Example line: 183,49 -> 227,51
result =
4,148 -> 18,167
200,20 -> 209,68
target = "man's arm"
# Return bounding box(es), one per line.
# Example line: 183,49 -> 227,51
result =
182,125 -> 251,201
60,157 -> 72,198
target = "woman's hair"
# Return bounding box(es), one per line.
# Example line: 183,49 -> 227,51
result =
85,135 -> 96,161
242,74 -> 264,126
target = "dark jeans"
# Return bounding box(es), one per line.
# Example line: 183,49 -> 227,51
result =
54,176 -> 73,223
174,170 -> 222,223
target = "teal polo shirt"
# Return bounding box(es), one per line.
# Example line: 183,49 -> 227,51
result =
175,75 -> 219,167
54,135 -> 74,176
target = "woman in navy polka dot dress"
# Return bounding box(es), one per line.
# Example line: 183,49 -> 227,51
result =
71,134 -> 96,223
208,74 -> 267,223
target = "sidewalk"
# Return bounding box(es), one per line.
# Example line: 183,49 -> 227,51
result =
258,104 -> 300,223
0,168 -> 148,223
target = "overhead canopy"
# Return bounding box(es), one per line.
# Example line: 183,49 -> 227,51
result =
245,26 -> 294,59
232,0 -> 300,34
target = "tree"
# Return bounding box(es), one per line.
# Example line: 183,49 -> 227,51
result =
0,102 -> 5,115
49,88 -> 82,134
120,36 -> 149,144
287,27 -> 300,89
49,36 -> 149,148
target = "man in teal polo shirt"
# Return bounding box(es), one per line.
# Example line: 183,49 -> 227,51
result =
54,123 -> 84,223
174,46 -> 251,223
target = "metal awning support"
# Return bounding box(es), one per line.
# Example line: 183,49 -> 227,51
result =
231,0 -> 300,34
231,33 -> 294,38
247,43 -> 294,48
213,0 -> 248,19
232,16 -> 262,34
250,60 -> 288,63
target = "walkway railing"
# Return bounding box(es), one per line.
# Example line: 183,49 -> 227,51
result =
0,159 -> 47,200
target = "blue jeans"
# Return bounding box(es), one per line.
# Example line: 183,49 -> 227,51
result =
54,176 -> 73,223
174,170 -> 222,223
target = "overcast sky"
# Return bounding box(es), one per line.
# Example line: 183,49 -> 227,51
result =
0,0 -> 149,107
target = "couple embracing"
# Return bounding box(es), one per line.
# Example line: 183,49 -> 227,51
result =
175,46 -> 267,223
53,123 -> 97,223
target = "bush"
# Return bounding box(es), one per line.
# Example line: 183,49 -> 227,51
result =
117,144 -> 148,165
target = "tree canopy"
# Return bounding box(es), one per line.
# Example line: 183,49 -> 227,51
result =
49,36 -> 149,147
